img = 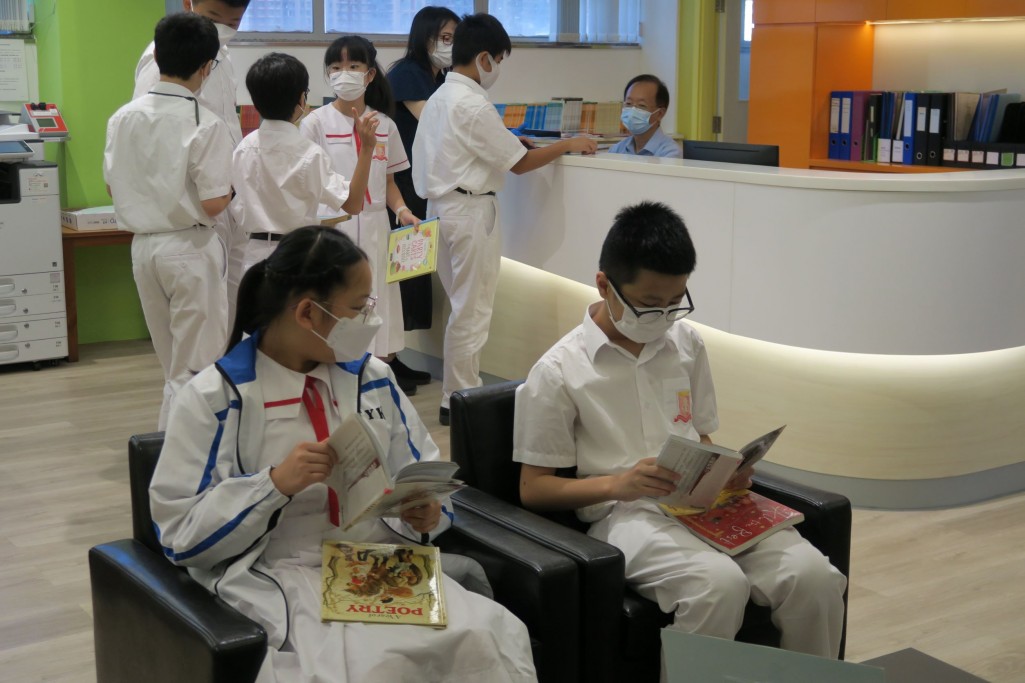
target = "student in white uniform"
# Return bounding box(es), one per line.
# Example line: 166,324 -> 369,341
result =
133,0 -> 250,326
149,226 -> 537,683
301,35 -> 424,396
412,13 -> 598,424
105,14 -> 233,430
514,202 -> 847,674
232,53 -> 376,273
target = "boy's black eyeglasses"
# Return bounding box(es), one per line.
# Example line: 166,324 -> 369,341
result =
607,277 -> 694,323
211,58 -> 220,71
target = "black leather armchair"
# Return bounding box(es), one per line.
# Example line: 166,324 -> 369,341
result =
89,433 -> 581,683
450,380 -> 852,683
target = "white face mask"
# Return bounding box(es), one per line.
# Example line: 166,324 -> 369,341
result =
430,41 -> 452,69
476,53 -> 501,90
605,284 -> 676,344
329,70 -> 368,102
312,302 -> 382,362
215,22 -> 237,47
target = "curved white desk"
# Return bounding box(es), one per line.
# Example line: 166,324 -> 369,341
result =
499,154 -> 1025,355
406,155 -> 1025,508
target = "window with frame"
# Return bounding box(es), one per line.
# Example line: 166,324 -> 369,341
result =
222,0 -> 639,44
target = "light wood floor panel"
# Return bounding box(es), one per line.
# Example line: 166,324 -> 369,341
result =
0,341 -> 1021,681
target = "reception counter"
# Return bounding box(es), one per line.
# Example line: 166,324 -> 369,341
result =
406,154 -> 1025,508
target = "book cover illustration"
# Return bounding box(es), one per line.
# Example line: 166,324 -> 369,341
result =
387,217 -> 439,283
660,490 -> 804,557
321,541 -> 447,627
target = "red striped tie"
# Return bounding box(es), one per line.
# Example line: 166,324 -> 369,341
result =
301,375 -> 341,526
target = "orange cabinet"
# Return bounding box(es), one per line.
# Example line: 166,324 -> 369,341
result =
885,0 -> 969,19
816,0 -> 886,22
753,0 -> 816,24
965,0 -> 1025,16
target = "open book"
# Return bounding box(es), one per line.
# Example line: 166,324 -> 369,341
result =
321,541 -> 447,627
660,490 -> 804,556
326,412 -> 464,530
652,426 -> 785,509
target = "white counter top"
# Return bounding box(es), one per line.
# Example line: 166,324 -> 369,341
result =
565,152 -> 1025,192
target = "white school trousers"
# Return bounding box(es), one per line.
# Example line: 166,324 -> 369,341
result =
426,192 -> 501,409
339,206 -> 404,357
130,227 -> 227,430
588,499 -> 847,659
213,208 -> 246,329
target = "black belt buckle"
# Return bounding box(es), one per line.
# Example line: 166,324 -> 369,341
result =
249,232 -> 282,242
454,187 -> 496,197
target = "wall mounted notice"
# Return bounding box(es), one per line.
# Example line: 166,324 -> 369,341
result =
0,39 -> 28,101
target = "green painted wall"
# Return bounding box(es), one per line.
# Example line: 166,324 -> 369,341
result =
35,0 -> 163,343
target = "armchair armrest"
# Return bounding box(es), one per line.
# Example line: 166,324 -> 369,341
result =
89,539 -> 266,683
437,506 -> 579,683
750,472 -> 852,579
452,487 -> 624,682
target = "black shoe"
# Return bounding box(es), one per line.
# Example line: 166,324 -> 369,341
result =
388,356 -> 432,385
395,373 -> 418,396
439,406 -> 450,426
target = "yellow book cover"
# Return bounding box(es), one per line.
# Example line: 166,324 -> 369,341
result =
321,541 -> 447,627
386,218 -> 439,284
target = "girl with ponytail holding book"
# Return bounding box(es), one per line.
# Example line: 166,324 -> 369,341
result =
150,227 -> 536,683
301,36 -> 431,397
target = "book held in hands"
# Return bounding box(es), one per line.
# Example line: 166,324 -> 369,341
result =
386,217 -> 439,283
652,425 -> 786,509
660,489 -> 804,556
321,541 -> 447,627
326,411 -> 464,530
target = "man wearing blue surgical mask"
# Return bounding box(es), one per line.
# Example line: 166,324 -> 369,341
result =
609,74 -> 683,159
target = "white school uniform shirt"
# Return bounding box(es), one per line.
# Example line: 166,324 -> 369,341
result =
513,302 -> 719,479
104,82 -> 233,234
300,104 -> 410,208
412,71 -> 527,199
133,41 -> 244,147
231,119 -> 351,235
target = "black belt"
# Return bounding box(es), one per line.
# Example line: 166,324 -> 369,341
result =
249,232 -> 283,242
454,187 -> 496,196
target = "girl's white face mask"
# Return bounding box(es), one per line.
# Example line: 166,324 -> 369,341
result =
311,301 -> 382,362
430,41 -> 453,69
330,70 -> 368,102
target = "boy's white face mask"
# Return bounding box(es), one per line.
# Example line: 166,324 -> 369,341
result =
311,302 -> 382,362
605,284 -> 675,344
476,53 -> 501,90
215,22 -> 237,47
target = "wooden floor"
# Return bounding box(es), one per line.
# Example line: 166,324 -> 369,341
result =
1,340 -> 1022,682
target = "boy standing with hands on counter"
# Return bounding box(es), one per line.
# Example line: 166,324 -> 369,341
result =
413,13 -> 598,425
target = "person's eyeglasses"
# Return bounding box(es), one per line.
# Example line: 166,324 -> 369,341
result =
211,58 -> 221,71
607,277 -> 694,323
437,33 -> 454,45
358,296 -> 378,323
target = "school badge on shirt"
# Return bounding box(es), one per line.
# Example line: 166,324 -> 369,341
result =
673,390 -> 692,424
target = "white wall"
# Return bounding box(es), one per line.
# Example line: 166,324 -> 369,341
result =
228,0 -> 679,130
873,20 -> 1025,94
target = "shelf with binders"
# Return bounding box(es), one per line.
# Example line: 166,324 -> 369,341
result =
826,88 -> 1025,172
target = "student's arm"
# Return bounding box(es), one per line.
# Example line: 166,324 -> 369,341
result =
520,459 -> 679,511
340,107 -> 379,215
403,100 -> 427,120
509,136 -> 599,175
200,194 -> 232,218
386,174 -> 419,226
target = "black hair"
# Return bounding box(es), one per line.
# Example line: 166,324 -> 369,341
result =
195,0 -> 251,6
246,52 -> 309,121
324,36 -> 395,118
228,226 -> 368,350
452,13 -> 511,67
396,6 -> 461,71
598,202 -> 696,284
624,74 -> 671,110
153,13 -> 219,80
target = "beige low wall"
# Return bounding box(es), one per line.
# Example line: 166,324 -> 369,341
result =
406,258 -> 1025,482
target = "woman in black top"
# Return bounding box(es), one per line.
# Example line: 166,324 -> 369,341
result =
387,6 -> 460,342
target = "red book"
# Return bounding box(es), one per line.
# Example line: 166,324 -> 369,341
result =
660,490 -> 804,556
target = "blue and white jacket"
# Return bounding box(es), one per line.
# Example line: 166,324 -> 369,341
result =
149,334 -> 450,648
